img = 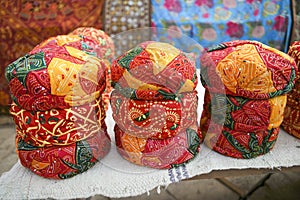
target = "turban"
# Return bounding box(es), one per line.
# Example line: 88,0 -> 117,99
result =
111,41 -> 198,100
6,35 -> 107,110
200,40 -> 296,158
201,91 -> 286,158
6,27 -> 112,179
69,27 -> 115,63
282,105 -> 300,138
10,99 -> 106,147
201,121 -> 279,159
110,41 -> 201,168
69,27 -> 115,110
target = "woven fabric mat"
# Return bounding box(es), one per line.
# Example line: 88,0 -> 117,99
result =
1,83 -> 300,199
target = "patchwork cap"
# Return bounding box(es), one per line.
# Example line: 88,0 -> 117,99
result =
111,41 -> 198,100
200,40 -> 297,99
114,124 -> 201,169
110,90 -> 198,139
5,35 -> 107,110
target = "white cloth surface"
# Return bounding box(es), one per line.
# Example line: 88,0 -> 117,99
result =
1,79 -> 300,200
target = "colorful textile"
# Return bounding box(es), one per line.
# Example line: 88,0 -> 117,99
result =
10,99 -> 106,147
16,130 -> 111,179
200,90 -> 285,158
286,79 -> 300,110
5,27 -> 113,178
199,40 -> 293,158
281,41 -> 300,138
111,41 -> 197,100
282,105 -> 300,139
288,41 -> 300,71
201,91 -> 287,133
200,40 -> 297,99
151,0 -> 294,53
68,27 -> 115,111
69,27 -> 115,63
110,41 -> 201,168
5,37 -> 107,110
201,121 -> 279,159
110,90 -> 198,139
114,124 -> 201,169
0,0 -> 105,113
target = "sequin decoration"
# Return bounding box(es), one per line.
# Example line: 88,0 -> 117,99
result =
104,0 -> 151,56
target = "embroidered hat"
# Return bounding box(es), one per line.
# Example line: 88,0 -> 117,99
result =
10,99 -> 106,147
200,91 -> 286,158
114,124 -> 201,169
282,105 -> 300,138
69,27 -> 115,111
200,40 -> 297,99
5,35 -> 107,110
111,41 -> 198,100
16,131 -> 111,179
110,90 -> 198,139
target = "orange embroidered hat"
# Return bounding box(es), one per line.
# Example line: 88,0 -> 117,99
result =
200,40 -> 297,99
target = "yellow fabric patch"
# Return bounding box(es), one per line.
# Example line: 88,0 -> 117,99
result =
55,35 -> 82,46
146,42 -> 180,75
268,95 -> 287,129
32,160 -> 50,170
216,44 -> 276,94
48,57 -> 83,96
123,70 -> 161,91
48,57 -> 101,105
177,79 -> 195,93
65,46 -> 90,61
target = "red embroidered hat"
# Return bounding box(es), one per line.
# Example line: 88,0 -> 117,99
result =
200,40 -> 294,159
16,130 -> 111,179
10,99 -> 106,147
5,35 -> 107,110
114,124 -> 201,169
200,91 -> 286,159
110,90 -> 198,139
110,41 -> 198,100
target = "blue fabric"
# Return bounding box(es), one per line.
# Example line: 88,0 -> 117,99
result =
151,0 -> 294,54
